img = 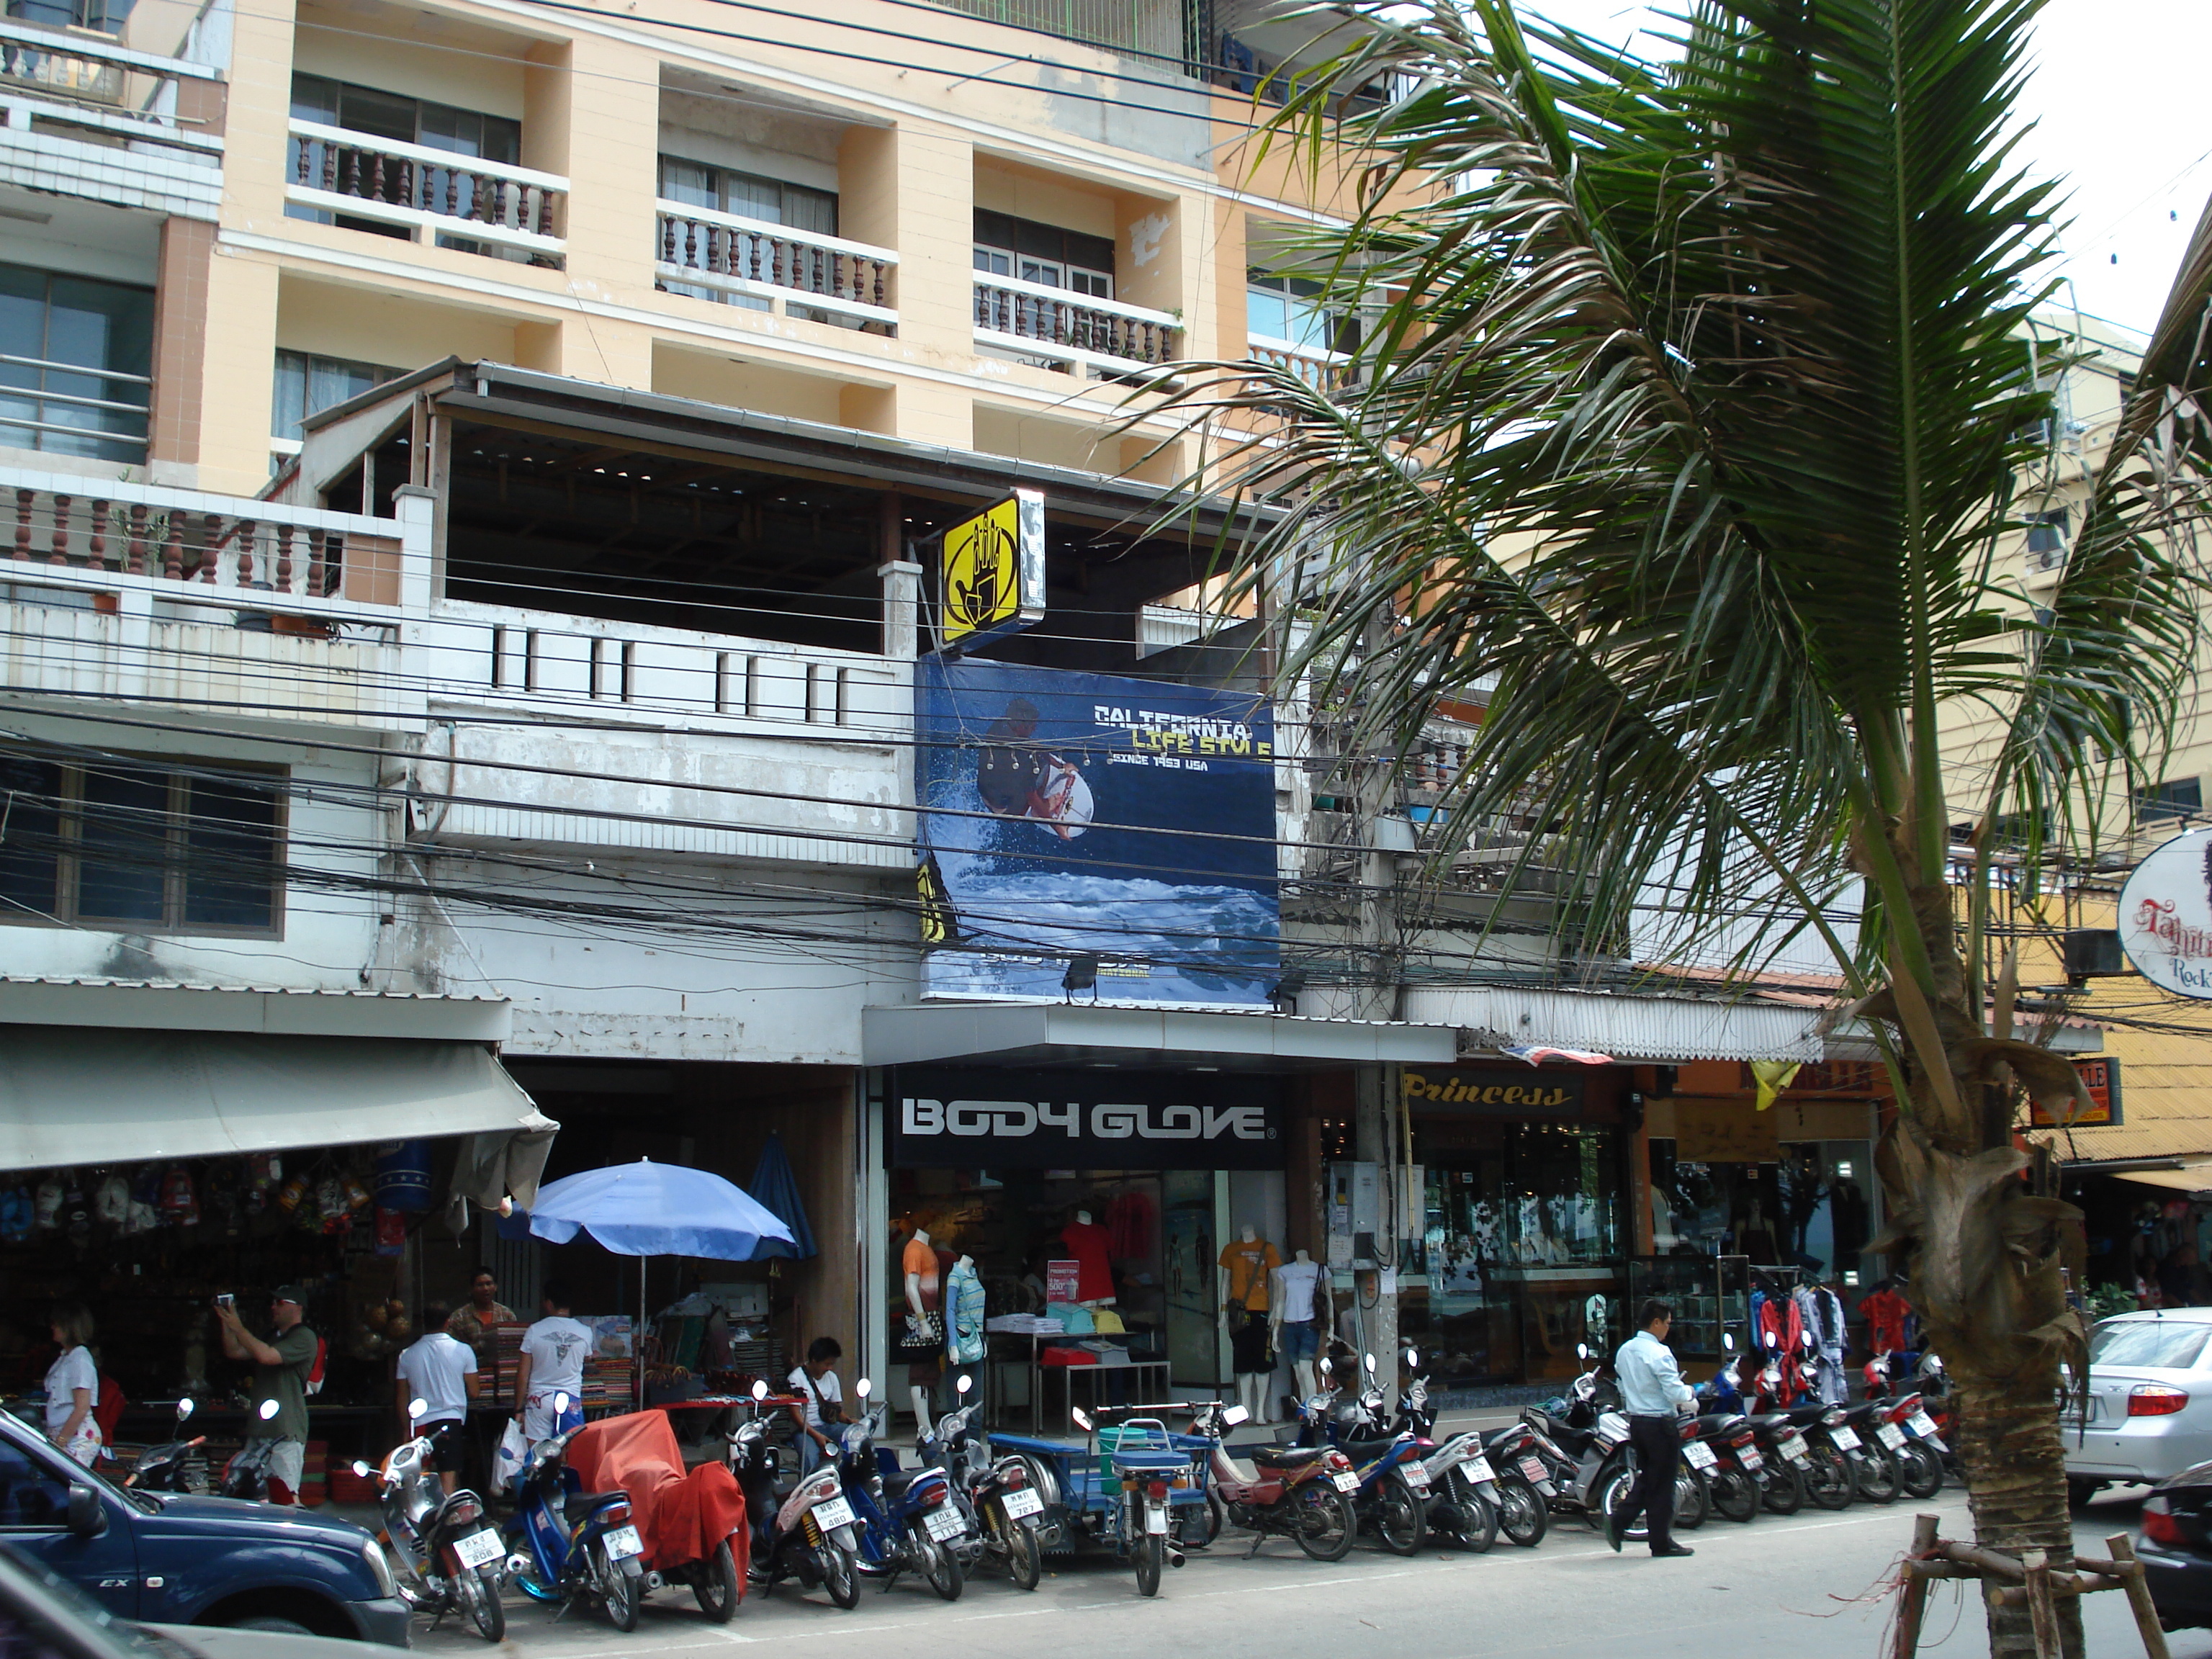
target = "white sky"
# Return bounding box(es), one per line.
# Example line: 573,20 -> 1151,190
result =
1524,0 -> 2212,338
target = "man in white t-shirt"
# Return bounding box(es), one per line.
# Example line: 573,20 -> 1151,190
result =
513,1282 -> 591,1447
786,1336 -> 843,1473
395,1302 -> 478,1494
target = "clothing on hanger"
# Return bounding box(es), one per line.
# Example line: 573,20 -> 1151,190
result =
1105,1190 -> 1154,1260
1861,1284 -> 1912,1355
945,1259 -> 987,1365
1058,1218 -> 1115,1302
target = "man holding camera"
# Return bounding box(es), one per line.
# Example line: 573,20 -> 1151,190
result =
215,1286 -> 318,1504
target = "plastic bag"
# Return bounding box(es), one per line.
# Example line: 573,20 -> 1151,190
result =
496,1416 -> 530,1491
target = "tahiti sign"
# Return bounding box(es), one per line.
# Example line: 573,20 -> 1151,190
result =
2119,828 -> 2212,999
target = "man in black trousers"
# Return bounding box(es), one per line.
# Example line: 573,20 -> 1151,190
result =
1606,1298 -> 1696,1558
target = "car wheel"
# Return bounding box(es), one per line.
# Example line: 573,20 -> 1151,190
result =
229,1619 -> 315,1636
2067,1478 -> 2105,1510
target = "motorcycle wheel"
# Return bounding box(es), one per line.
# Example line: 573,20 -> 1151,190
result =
1709,1469 -> 1759,1524
1372,1475 -> 1426,1556
693,1539 -> 739,1623
1856,1446 -> 1901,1505
1132,1533 -> 1165,1599
1899,1442 -> 1944,1501
1446,1475 -> 1498,1553
1000,1513 -> 1042,1591
1178,1491 -> 1223,1552
1291,1483 -> 1355,1563
1597,1465 -> 1646,1543
1760,1462 -> 1807,1516
818,1543 -> 860,1610
912,1524 -> 963,1603
1805,1450 -> 1855,1511
598,1550 -> 642,1633
1496,1478 -> 1548,1547
454,1563 -> 504,1643
1673,1470 -> 1707,1532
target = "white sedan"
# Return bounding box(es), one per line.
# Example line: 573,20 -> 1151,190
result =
2065,1308 -> 2212,1501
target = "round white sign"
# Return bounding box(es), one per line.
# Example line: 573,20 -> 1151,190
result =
2119,827 -> 2212,998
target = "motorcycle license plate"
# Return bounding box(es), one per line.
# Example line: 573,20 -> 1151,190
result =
603,1526 -> 643,1561
1002,1488 -> 1045,1520
1403,1467 -> 1431,1491
453,1529 -> 505,1570
812,1496 -> 857,1532
1518,1457 -> 1547,1485
1909,1411 -> 1939,1439
1737,1449 -> 1763,1473
1145,1506 -> 1169,1535
1463,1457 -> 1496,1484
1331,1470 -> 1360,1493
1682,1441 -> 1717,1471
924,1505 -> 966,1542
1830,1427 -> 1861,1452
1779,1434 -> 1811,1463
1876,1422 -> 1907,1450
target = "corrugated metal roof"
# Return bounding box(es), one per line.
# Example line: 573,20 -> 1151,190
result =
1398,986 -> 1823,1063
0,974 -> 505,1002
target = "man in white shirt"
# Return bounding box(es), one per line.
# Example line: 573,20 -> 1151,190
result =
513,1282 -> 591,1448
786,1336 -> 843,1473
1607,1298 -> 1696,1558
395,1301 -> 478,1494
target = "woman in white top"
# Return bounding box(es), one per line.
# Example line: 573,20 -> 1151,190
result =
45,1301 -> 101,1467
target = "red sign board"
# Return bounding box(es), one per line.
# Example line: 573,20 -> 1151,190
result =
2028,1056 -> 2122,1128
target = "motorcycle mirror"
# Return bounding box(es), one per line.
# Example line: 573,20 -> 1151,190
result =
956,1374 -> 973,1396
1407,1349 -> 1421,1368
174,1398 -> 194,1424
351,1460 -> 372,1478
1071,1408 -> 1093,1431
1319,1357 -> 1334,1376
1576,1343 -> 1588,1362
257,1399 -> 281,1421
1722,1332 -> 1735,1352
1362,1352 -> 1377,1375
751,1378 -> 770,1401
1223,1405 -> 1250,1426
408,1398 -> 428,1420
552,1391 -> 571,1416
856,1377 -> 873,1400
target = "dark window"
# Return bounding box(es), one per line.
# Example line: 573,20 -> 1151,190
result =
0,1431 -> 70,1527
973,208 -> 1114,298
0,754 -> 284,935
2136,776 -> 2203,826
0,263 -> 152,463
271,349 -> 400,441
289,74 -> 519,162
657,156 -> 836,236
2026,508 -> 2069,570
4,0 -> 131,34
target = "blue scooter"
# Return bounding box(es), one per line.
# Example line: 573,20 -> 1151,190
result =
503,1390 -> 647,1630
1294,1354 -> 1434,1554
835,1378 -> 967,1600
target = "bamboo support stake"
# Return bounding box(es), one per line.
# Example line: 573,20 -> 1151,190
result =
1894,1514 -> 1942,1659
2021,1550 -> 2059,1659
2107,1534 -> 2172,1659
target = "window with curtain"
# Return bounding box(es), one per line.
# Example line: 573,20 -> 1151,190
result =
271,350 -> 400,441
657,156 -> 837,235
972,209 -> 1114,299
0,263 -> 152,463
4,0 -> 132,33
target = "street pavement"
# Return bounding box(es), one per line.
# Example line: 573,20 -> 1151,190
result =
408,1483 -> 2202,1659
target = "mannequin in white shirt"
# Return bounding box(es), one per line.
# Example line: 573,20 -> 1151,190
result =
1269,1249 -> 1329,1404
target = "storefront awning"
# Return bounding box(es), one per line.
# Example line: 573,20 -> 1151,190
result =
1399,986 -> 1825,1064
0,1025 -> 545,1172
863,1002 -> 1457,1070
0,975 -> 511,1040
2094,1164 -> 2212,1195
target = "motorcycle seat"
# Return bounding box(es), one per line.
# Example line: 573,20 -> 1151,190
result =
1691,1413 -> 1744,1435
1478,1425 -> 1527,1452
564,1491 -> 629,1524
1840,1402 -> 1885,1425
1249,1445 -> 1329,1470
1745,1413 -> 1793,1434
1784,1406 -> 1830,1427
881,1470 -> 922,1501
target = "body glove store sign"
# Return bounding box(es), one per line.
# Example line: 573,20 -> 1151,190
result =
889,1069 -> 1284,1170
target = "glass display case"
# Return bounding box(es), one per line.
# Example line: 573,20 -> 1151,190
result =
1627,1254 -> 1750,1364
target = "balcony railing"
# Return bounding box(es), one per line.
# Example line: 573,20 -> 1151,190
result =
3,473 -> 403,603
1247,332 -> 1350,392
286,120 -> 565,259
973,275 -> 1181,377
0,16 -> 220,107
0,19 -> 223,215
654,202 -> 897,330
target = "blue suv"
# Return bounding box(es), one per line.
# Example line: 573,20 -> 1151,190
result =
0,1411 -> 408,1645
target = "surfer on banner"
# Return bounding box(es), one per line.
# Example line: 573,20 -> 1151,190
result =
975,696 -> 1094,840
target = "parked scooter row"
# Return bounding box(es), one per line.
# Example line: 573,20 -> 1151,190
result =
124,1396 -> 295,1501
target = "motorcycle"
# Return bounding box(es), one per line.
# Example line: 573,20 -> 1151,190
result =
1524,1346 -> 1706,1539
357,1400 -> 505,1641
1375,1349 -> 1499,1551
727,1377 -> 865,1608
215,1399 -> 287,1501
504,1390 -> 647,1630
1733,1352 -> 1856,1511
927,1373 -> 1045,1589
124,1398 -> 206,1493
1293,1354 -> 1434,1555
1473,1419 -> 1555,1547
1184,1396 -> 1358,1560
833,1378 -> 966,1601
1863,1353 -> 1948,1499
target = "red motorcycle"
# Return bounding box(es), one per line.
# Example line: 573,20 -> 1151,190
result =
1183,1398 -> 1359,1560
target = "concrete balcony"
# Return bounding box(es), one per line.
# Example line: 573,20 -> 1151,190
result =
0,19 -> 222,219
1247,331 -> 1349,392
286,120 -> 565,261
973,274 -> 1181,378
655,202 -> 896,332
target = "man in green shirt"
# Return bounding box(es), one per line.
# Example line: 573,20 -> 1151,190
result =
215,1285 -> 317,1503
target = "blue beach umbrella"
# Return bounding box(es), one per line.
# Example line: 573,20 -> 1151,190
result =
746,1133 -> 817,1262
527,1157 -> 796,1260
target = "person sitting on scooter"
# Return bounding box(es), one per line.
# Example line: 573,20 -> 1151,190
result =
513,1282 -> 590,1449
787,1337 -> 845,1473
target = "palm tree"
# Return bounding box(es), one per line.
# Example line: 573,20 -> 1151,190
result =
1166,2 -> 2212,1652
